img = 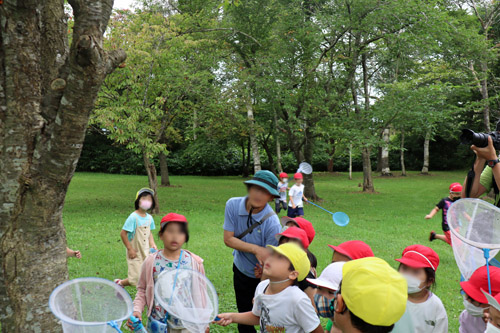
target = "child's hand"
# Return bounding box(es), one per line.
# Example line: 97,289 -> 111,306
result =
128,248 -> 137,259
292,204 -> 296,209
73,250 -> 81,259
213,313 -> 233,326
254,263 -> 263,279
152,244 -> 158,251
126,312 -> 142,330
425,214 -> 432,219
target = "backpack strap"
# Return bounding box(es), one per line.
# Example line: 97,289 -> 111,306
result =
237,211 -> 276,240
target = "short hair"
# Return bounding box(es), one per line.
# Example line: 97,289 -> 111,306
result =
158,222 -> 189,243
135,192 -> 155,210
349,310 -> 395,333
307,249 -> 317,269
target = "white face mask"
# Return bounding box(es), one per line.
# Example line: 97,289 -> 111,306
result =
463,296 -> 487,317
139,200 -> 152,210
283,178 -> 288,183
486,322 -> 500,333
403,274 -> 425,294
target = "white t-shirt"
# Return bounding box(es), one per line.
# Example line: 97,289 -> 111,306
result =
278,181 -> 288,202
288,184 -> 305,208
392,293 -> 448,333
252,280 -> 320,333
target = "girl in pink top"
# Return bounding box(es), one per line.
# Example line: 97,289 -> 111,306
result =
129,213 -> 205,333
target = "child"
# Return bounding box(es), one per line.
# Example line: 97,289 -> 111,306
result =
288,172 -> 308,218
482,290 -> 500,332
216,243 -> 323,333
459,266 -> 500,333
426,182 -> 462,245
281,216 -> 316,244
130,213 -> 205,333
115,188 -> 158,287
328,240 -> 374,263
392,245 -> 448,333
276,172 -> 289,213
307,262 -> 345,333
333,257 -> 407,333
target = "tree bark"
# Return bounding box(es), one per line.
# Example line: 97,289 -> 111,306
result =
303,126 -> 320,200
143,153 -> 160,214
261,135 -> 276,174
380,128 -> 392,176
159,151 -> 171,187
400,130 -> 407,176
349,144 -> 353,180
361,53 -> 375,192
421,129 -> 431,174
0,1 -> 126,331
274,110 -> 283,173
246,96 -> 261,173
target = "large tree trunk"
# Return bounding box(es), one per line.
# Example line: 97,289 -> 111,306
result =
261,135 -> 276,174
400,130 -> 407,176
246,96 -> 261,173
274,110 -> 283,173
362,148 -> 375,192
421,129 -> 431,174
159,151 -> 171,187
143,153 -> 160,214
0,1 -> 126,331
380,128 -> 392,176
303,127 -> 320,200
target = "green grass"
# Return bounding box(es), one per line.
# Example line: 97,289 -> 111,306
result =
65,171 -> 470,332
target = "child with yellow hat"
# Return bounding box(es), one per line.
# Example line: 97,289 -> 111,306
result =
215,243 -> 323,332
333,257 -> 408,333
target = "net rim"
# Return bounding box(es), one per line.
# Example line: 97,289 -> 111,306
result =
154,268 -> 219,324
448,198 -> 500,250
48,277 -> 133,326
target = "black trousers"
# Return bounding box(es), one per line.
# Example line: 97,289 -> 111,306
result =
233,264 -> 261,332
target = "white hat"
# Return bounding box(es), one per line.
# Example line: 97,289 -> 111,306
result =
307,261 -> 345,291
482,289 -> 500,311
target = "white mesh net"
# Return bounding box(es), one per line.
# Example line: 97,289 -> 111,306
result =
297,162 -> 313,175
154,269 -> 218,333
448,198 -> 500,280
49,277 -> 133,332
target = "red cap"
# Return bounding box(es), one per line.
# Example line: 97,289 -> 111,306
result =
279,172 -> 288,178
450,183 -> 462,193
160,213 -> 188,228
328,240 -> 374,260
280,217 -> 315,243
276,227 -> 310,249
294,172 -> 303,179
461,266 -> 500,303
395,245 -> 440,271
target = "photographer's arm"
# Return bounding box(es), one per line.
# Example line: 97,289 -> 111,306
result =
463,156 -> 487,198
464,136 -> 498,198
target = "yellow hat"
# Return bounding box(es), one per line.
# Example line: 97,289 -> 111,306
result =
267,243 -> 310,281
136,188 -> 154,200
342,257 -> 407,326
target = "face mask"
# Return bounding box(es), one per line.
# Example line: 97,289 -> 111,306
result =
463,297 -> 487,317
139,200 -> 152,210
314,294 -> 334,318
486,323 -> 500,333
283,178 -> 288,183
403,274 -> 425,294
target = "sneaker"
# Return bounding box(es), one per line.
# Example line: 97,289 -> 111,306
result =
429,231 -> 436,242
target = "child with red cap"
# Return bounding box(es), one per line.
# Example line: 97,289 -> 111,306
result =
276,172 -> 289,214
129,213 -> 205,333
287,172 -> 308,218
328,240 -> 374,263
426,182 -> 462,245
392,245 -> 448,333
482,289 -> 500,332
459,266 -> 500,333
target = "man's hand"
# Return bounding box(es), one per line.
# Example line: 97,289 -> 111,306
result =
128,248 -> 137,259
254,263 -> 263,279
471,136 -> 498,161
253,246 -> 270,265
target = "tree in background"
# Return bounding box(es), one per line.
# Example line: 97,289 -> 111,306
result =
0,0 -> 125,331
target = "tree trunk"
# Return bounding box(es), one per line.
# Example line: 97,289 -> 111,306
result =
303,126 -> 320,200
400,130 -> 407,176
327,138 -> 335,173
349,144 -> 353,180
380,128 -> 392,176
274,110 -> 283,173
0,1 -> 126,331
376,146 -> 383,173
143,153 -> 160,214
480,61 -> 491,132
261,136 -> 276,174
159,151 -> 171,187
246,96 -> 261,173
421,129 -> 431,175
362,147 -> 375,192
193,108 -> 198,140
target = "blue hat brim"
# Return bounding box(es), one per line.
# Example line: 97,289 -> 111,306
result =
244,179 -> 280,197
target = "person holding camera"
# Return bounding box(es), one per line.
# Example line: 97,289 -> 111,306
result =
462,134 -> 500,206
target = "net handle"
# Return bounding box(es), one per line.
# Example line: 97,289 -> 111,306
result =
107,321 -> 122,333
484,248 -> 492,294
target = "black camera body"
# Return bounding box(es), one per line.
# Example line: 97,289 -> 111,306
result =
461,120 -> 500,150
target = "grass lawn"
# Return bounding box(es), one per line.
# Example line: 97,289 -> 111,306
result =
65,170 -> 472,332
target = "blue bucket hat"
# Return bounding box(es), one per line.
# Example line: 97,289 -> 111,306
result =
244,170 -> 280,198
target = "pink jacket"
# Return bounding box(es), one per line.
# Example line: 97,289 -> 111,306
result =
133,250 -> 205,316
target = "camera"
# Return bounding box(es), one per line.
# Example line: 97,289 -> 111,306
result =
461,121 -> 500,150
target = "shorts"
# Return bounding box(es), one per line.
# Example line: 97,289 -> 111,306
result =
444,230 -> 451,246
275,199 -> 287,213
287,206 -> 304,217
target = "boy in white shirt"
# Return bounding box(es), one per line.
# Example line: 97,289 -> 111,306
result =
215,243 -> 322,333
288,172 -> 308,218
